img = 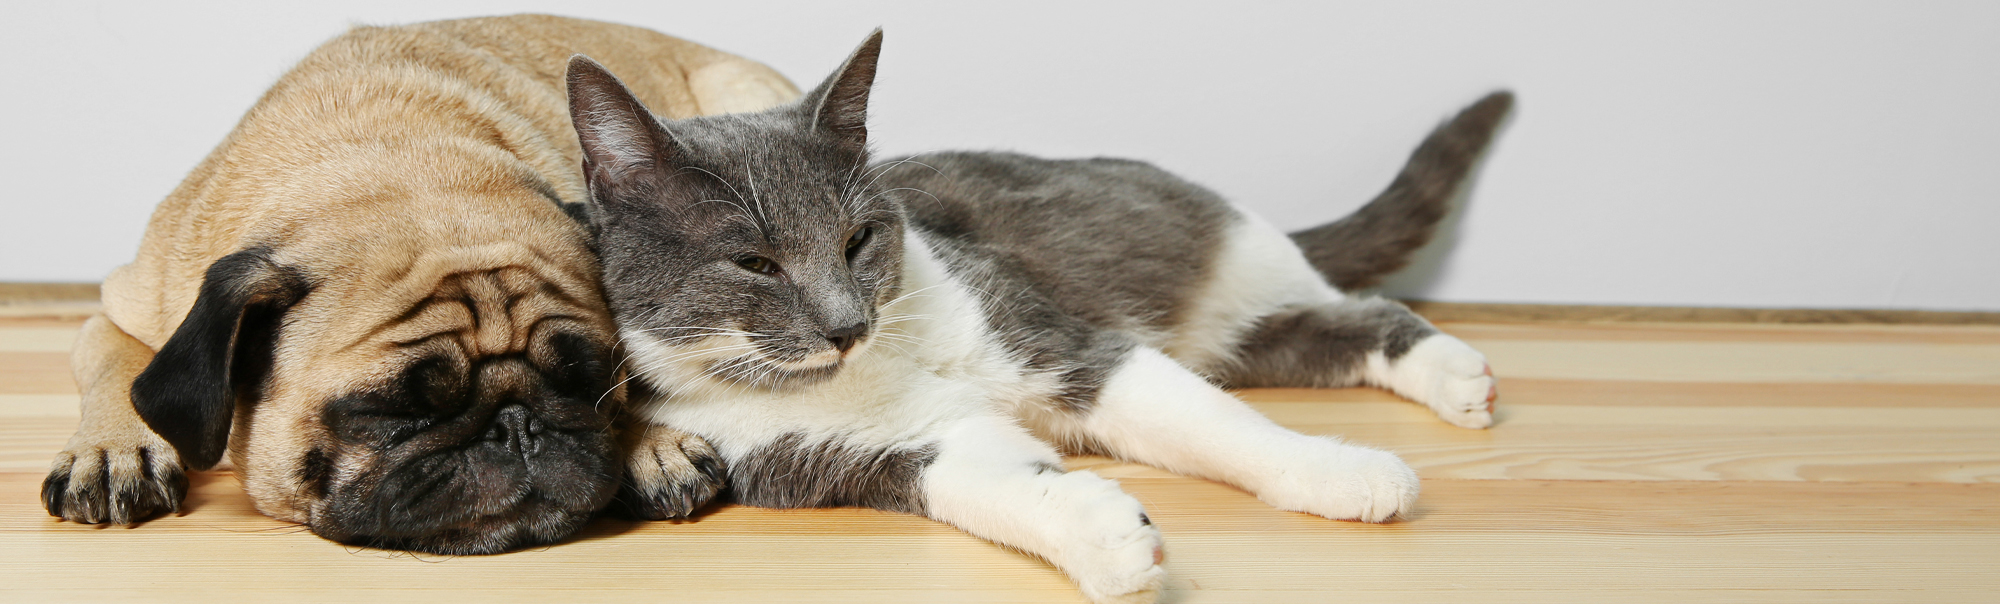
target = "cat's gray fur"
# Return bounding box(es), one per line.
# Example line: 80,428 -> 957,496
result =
888,153 -> 1237,411
566,31 -> 1511,603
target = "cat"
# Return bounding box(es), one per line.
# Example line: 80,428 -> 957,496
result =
565,31 -> 1509,603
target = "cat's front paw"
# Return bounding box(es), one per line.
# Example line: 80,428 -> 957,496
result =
43,434 -> 187,525
611,424 -> 726,520
1048,471 -> 1167,603
1387,334 -> 1497,429
1255,441 -> 1419,523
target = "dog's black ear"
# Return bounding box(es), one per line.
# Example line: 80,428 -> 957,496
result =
805,29 -> 883,153
132,247 -> 309,470
566,54 -> 682,202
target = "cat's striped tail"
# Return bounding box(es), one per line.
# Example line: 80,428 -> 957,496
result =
1289,91 -> 1514,291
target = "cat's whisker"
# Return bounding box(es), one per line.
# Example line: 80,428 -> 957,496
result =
660,341 -> 762,360
853,208 -> 904,222
681,165 -> 749,207
875,312 -> 931,325
872,327 -> 926,340
862,186 -> 940,209
594,368 -> 653,411
838,152 -> 876,209
856,158 -> 943,197
633,343 -> 764,372
867,338 -> 914,357
700,352 -> 770,388
743,361 -> 786,390
647,332 -> 763,344
952,282 -> 1000,303
876,336 -> 928,350
629,325 -> 762,335
841,157 -> 945,212
680,165 -> 770,235
689,198 -> 758,225
746,165 -> 771,226
623,326 -> 766,340
874,323 -> 925,336
883,283 -> 952,307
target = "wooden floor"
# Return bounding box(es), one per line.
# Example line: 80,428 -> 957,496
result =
2,308 -> 1996,602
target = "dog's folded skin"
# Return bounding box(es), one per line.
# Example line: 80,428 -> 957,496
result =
41,15 -> 797,554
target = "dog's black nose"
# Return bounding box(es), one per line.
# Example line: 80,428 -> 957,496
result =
825,322 -> 866,353
487,405 -> 544,457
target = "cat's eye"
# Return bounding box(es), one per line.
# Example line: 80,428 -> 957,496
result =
736,256 -> 780,275
845,227 -> 871,259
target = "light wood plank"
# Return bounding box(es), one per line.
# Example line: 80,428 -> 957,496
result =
9,387 -> 2000,482
8,319 -> 2000,601
0,352 -> 75,395
0,327 -> 79,352
1473,379 -> 2000,408
1439,321 -> 2000,344
1466,340 -> 2000,384
4,474 -> 1995,602
0,395 -> 79,419
1409,300 -> 2000,326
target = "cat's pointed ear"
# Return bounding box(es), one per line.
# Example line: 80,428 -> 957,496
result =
805,29 -> 883,152
567,55 -> 679,193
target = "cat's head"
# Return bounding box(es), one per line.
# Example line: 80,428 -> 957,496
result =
565,31 -> 904,392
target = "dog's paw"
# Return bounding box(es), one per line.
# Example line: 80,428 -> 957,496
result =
1046,472 -> 1167,603
1254,440 -> 1420,523
43,435 -> 187,525
1387,334 -> 1497,429
611,424 -> 726,520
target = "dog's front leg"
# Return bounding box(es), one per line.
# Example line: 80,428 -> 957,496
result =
43,314 -> 187,524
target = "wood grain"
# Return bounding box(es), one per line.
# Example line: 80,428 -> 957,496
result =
4,473 -> 1994,603
3,316 -> 1998,601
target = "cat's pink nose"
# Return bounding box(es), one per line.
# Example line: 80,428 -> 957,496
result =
1483,363 -> 1497,411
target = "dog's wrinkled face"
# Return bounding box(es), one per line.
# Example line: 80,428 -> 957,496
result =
133,230 -> 625,555
294,267 -> 621,554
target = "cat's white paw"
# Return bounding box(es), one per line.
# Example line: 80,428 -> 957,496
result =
1254,440 -> 1419,523
1046,471 -> 1167,603
1381,334 -> 1496,429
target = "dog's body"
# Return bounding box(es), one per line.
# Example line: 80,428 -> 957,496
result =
44,15 -> 798,553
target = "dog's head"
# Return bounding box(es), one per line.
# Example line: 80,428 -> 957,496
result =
131,190 -> 625,554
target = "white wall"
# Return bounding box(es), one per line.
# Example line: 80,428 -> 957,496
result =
4,1 -> 1996,310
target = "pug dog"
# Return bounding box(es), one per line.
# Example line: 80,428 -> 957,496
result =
40,14 -> 799,554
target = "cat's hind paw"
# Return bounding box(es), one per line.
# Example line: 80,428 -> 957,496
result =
1383,333 -> 1496,429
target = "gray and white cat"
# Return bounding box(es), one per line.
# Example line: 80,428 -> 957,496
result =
566,32 -> 1509,603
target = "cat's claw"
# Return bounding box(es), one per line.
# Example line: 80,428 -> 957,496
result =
1384,334 -> 1496,429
